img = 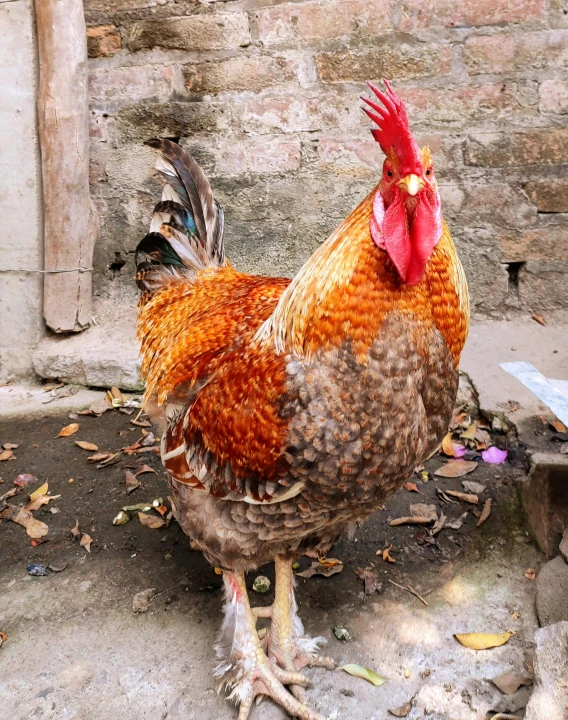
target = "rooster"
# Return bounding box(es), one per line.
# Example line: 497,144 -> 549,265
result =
135,80 -> 469,720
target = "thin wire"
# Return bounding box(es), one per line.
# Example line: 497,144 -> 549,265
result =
0,268 -> 95,274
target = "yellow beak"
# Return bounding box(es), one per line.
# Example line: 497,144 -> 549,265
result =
398,174 -> 425,196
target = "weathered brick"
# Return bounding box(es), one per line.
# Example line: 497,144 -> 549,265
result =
499,227 -> 568,263
539,79 -> 568,114
525,180 -> 568,212
241,93 -> 363,135
461,184 -> 536,228
87,25 -> 121,57
217,138 -> 302,176
396,0 -> 545,30
184,56 -> 296,94
90,64 -> 178,106
128,13 -> 250,52
465,129 -> 568,167
464,31 -> 568,75
257,0 -> 390,45
316,44 -> 452,83
315,138 -> 382,179
399,83 -> 524,126
519,262 -> 568,309
115,102 -> 230,142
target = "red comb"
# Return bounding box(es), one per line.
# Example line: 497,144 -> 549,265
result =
362,80 -> 422,173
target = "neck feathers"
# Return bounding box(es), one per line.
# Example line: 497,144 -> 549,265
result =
255,189 -> 469,366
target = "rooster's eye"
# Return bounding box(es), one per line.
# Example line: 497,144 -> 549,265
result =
387,170 -> 393,177
425,168 -> 431,176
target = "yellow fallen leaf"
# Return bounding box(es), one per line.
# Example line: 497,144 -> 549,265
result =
26,494 -> 60,512
58,423 -> 79,437
75,441 -> 99,452
342,664 -> 387,686
0,449 -> 14,461
441,432 -> 456,457
524,568 -> 536,580
454,632 -> 512,650
317,557 -> 342,567
29,482 -> 48,501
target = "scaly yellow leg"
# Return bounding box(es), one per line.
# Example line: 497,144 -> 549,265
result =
216,570 -> 326,720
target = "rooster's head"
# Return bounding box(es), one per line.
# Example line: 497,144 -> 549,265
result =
362,80 -> 442,286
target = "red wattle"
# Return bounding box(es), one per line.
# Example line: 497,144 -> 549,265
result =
370,188 -> 442,286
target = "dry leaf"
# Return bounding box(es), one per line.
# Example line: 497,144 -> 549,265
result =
26,494 -> 60,512
296,560 -> 343,578
71,519 -> 80,538
80,533 -> 93,552
89,397 -> 112,415
58,423 -> 79,437
446,511 -> 468,530
341,664 -> 386,686
462,480 -> 485,494
0,630 -> 7,646
0,450 -> 14,461
382,545 -> 396,563
444,490 -> 479,504
131,418 -> 151,428
477,498 -> 492,527
108,386 -> 125,408
113,510 -> 131,525
135,464 -> 158,477
454,632 -> 512,650
154,504 -> 168,517
390,516 -> 434,526
411,503 -> 438,521
75,441 -> 99,451
6,506 -> 49,538
88,452 -> 112,463
431,511 -> 447,535
354,566 -> 381,594
3,443 -> 19,450
490,671 -> 533,695
434,460 -> 478,478
524,568 -> 536,580
317,557 -> 342,567
96,451 -> 122,468
404,482 -> 419,492
460,422 -> 478,441
125,470 -> 140,495
389,699 -> 413,717
551,419 -> 567,433
531,312 -> 546,326
29,482 -> 48,501
441,432 -> 457,457
137,512 -> 166,529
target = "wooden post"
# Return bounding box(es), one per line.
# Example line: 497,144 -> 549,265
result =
35,0 -> 98,333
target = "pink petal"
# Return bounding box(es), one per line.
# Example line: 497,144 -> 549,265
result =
453,444 -> 466,458
482,446 -> 508,464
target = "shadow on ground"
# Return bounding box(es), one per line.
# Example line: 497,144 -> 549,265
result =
0,410 -> 544,719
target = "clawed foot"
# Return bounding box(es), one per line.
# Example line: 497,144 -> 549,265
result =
217,559 -> 336,719
219,645 -> 325,720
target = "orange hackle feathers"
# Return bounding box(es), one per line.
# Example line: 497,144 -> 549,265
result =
256,189 -> 469,367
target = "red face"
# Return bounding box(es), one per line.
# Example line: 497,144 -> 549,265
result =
363,82 -> 443,285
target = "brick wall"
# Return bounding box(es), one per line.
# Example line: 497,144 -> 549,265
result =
85,0 -> 568,318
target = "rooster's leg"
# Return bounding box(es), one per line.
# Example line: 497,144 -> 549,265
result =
216,571 -> 326,720
267,556 -> 336,701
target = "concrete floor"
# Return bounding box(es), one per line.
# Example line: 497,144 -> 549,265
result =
2,316 -> 567,720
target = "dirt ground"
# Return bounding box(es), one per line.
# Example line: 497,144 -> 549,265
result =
0,406 -> 547,720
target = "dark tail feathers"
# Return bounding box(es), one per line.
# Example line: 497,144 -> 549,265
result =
135,139 -> 225,300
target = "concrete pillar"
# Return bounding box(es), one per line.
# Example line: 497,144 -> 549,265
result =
0,0 -> 44,382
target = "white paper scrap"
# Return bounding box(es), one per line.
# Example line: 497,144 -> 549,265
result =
500,361 -> 568,426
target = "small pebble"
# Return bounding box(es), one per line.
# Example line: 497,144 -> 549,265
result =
27,564 -> 48,577
333,625 -> 351,641
252,575 -> 271,593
